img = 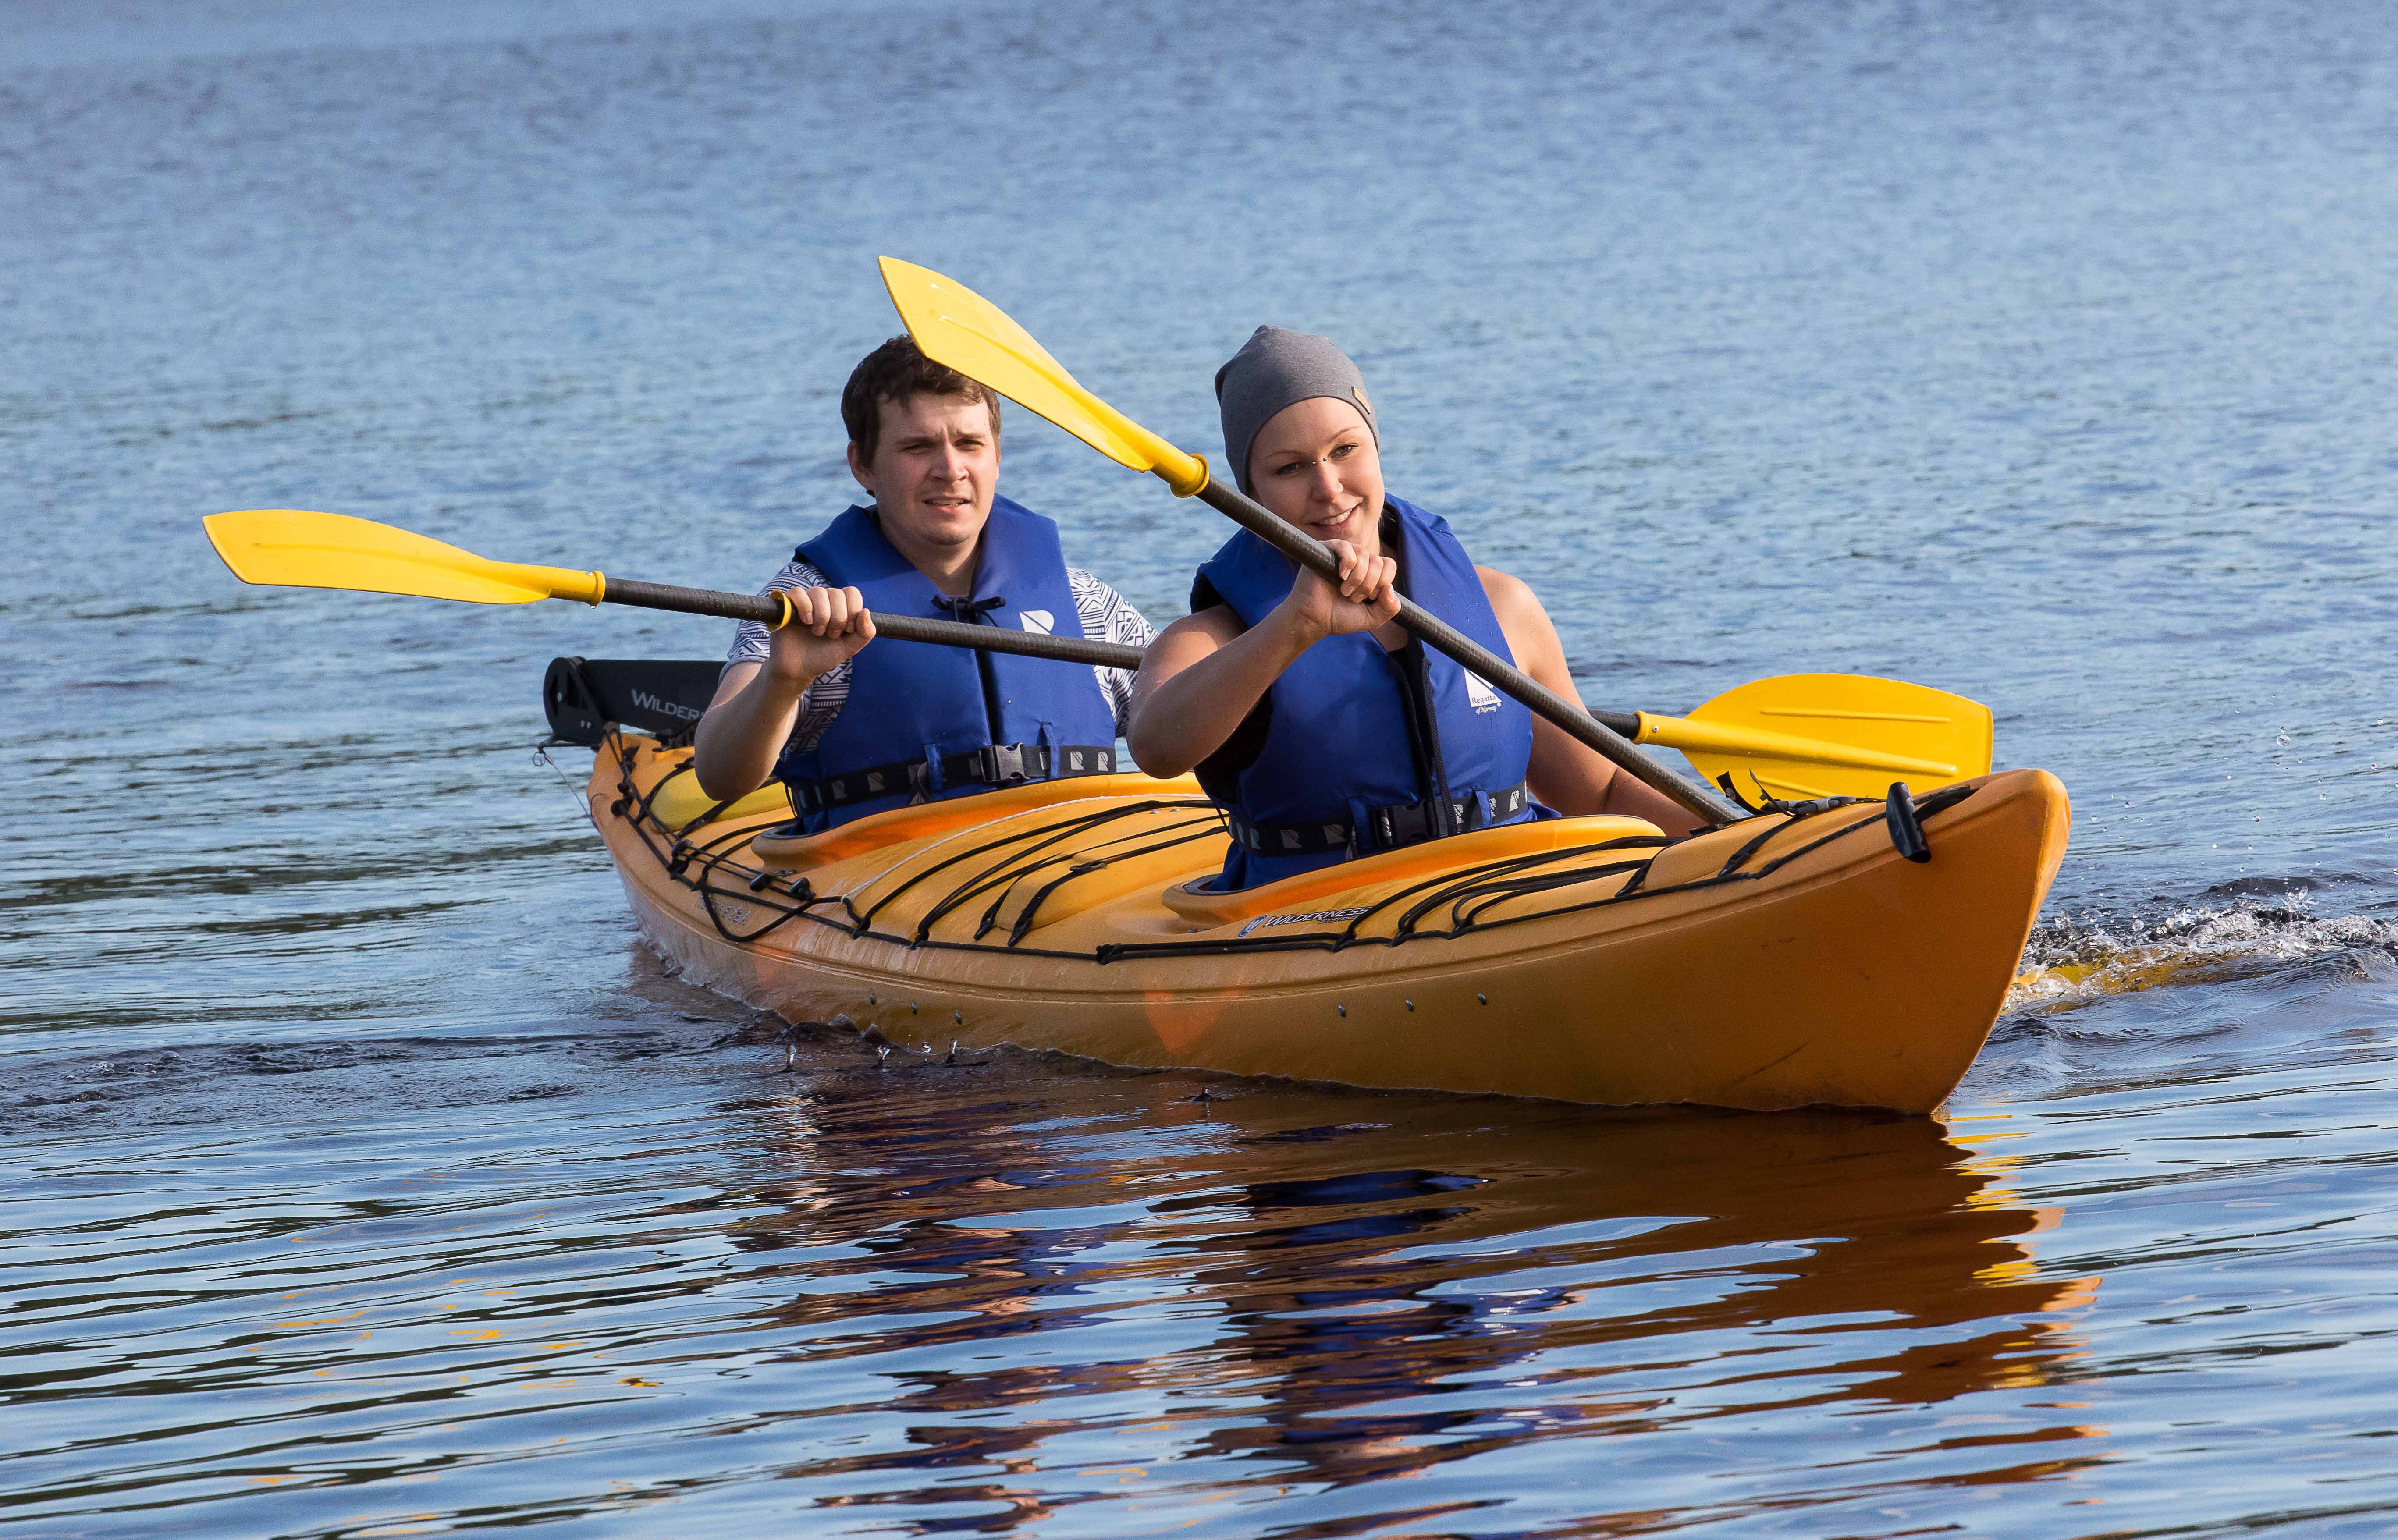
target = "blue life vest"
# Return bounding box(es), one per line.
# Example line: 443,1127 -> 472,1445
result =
1191,493 -> 1543,891
774,497 -> 1121,831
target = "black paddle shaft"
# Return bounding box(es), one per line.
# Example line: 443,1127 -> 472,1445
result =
599,576 -> 1147,670
607,574 -> 1667,779
1191,480 -> 1744,825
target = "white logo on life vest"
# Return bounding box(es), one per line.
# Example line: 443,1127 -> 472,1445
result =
1463,671 -> 1501,714
1237,906 -> 1369,938
1019,610 -> 1056,634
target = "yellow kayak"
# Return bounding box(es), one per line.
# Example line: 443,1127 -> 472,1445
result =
190,510 -> 2057,1113
579,727 -> 2068,1114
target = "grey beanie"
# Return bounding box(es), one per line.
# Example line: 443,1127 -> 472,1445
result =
1214,325 -> 1379,494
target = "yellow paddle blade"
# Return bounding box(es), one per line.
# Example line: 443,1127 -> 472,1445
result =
878,257 -> 1211,496
1657,672 -> 1994,804
203,509 -> 604,606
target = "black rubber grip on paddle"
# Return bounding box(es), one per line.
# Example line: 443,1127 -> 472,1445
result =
604,577 -> 782,625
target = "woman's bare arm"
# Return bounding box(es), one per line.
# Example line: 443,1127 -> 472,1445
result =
1127,540 -> 1401,778
1125,606 -> 1305,778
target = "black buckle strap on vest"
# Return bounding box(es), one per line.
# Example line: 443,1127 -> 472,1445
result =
932,593 -> 1008,622
788,742 -> 1118,816
1228,781 -> 1531,858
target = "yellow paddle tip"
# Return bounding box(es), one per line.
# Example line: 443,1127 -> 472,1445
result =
200,507 -> 556,606
877,256 -> 1209,493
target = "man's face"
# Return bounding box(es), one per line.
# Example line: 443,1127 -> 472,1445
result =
848,392 -> 1000,554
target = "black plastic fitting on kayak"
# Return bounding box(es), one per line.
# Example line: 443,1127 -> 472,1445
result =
1884,782 -> 1931,864
543,656 -> 722,745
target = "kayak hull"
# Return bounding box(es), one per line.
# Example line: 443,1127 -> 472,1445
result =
588,739 -> 2068,1113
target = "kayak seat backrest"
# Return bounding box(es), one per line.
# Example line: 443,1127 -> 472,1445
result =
1160,815 -> 1665,929
647,770 -> 793,830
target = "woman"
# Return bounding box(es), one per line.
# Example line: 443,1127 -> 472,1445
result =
1127,326 -> 1697,891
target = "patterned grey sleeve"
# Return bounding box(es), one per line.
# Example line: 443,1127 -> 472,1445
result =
724,558 -> 818,667
1067,569 -> 1155,736
722,558 -> 851,756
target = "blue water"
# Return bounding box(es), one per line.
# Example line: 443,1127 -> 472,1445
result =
6,0 -> 2398,1533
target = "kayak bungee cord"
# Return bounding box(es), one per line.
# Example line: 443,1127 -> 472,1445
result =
611,740 -> 829,947
849,798 -> 1226,946
603,735 -> 1982,962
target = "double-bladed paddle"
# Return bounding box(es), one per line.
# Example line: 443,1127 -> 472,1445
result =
201,508 -> 1990,801
200,508 -> 1132,671
875,257 -> 1758,824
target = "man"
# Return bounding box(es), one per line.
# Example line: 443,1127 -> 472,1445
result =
693,336 -> 1154,831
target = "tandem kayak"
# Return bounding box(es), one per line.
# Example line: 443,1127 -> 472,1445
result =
556,663 -> 2070,1114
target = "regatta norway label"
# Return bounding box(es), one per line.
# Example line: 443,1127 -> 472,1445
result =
1019,610 -> 1056,634
1238,906 -> 1370,938
1463,670 -> 1502,714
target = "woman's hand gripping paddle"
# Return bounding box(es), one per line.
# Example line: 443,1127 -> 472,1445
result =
199,508 -> 1144,671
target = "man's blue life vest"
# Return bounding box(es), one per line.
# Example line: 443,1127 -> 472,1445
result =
1191,493 -> 1544,891
773,497 -> 1121,832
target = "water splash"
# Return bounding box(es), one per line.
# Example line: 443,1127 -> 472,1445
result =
2008,887 -> 2398,1010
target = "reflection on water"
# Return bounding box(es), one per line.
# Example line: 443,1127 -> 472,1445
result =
3,1039 -> 2123,1536
7,948 -> 2396,1534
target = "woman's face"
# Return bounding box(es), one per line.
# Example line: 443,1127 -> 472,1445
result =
1245,396 -> 1384,550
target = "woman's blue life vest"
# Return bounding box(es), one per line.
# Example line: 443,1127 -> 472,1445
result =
772,496 -> 1122,832
1190,493 -> 1547,891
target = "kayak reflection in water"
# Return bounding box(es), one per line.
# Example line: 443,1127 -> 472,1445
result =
729,1082 -> 2103,1507
1126,326 -> 1698,892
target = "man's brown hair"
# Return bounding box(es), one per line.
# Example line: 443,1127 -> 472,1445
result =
841,334 -> 1002,461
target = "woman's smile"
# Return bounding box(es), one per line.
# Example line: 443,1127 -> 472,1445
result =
1306,499 -> 1369,542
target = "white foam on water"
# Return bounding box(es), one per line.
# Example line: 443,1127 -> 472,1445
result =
2008,888 -> 2398,1010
